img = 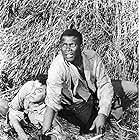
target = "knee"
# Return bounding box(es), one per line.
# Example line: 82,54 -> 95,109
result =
122,81 -> 138,93
121,81 -> 138,99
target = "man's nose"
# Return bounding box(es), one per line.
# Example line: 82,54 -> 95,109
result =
32,89 -> 36,95
65,45 -> 72,50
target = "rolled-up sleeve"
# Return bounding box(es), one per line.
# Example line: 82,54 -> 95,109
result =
95,58 -> 114,116
45,61 -> 64,112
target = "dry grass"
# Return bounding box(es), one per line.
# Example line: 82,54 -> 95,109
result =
0,0 -> 139,139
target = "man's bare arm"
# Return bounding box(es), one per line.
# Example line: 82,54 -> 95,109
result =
42,106 -> 56,134
9,110 -> 29,140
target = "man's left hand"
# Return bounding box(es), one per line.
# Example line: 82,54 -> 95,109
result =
89,113 -> 107,134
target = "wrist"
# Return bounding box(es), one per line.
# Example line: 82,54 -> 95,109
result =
42,126 -> 53,135
98,113 -> 107,118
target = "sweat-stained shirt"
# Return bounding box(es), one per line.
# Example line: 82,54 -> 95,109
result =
9,81 -> 46,126
45,49 -> 114,116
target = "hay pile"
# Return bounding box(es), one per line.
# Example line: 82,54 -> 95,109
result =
0,0 -> 139,139
0,0 -> 138,97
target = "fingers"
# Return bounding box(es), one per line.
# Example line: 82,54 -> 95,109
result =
96,126 -> 99,135
97,126 -> 105,135
90,120 -> 103,134
98,127 -> 101,135
89,121 -> 96,131
101,127 -> 105,134
90,114 -> 106,134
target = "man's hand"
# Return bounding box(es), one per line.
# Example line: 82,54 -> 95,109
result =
89,113 -> 107,134
18,132 -> 29,140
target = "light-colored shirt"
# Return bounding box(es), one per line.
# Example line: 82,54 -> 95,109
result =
9,81 -> 46,124
45,50 -> 114,116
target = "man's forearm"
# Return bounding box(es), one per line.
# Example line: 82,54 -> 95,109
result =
9,111 -> 27,139
42,106 -> 56,134
12,119 -> 25,135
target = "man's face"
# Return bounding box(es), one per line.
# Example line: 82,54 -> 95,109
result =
61,36 -> 81,63
30,80 -> 46,103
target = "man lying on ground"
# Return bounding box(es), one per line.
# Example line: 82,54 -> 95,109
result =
8,74 -> 61,140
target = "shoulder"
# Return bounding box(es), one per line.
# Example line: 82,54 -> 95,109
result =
22,81 -> 34,88
82,49 -> 101,62
51,53 -> 64,66
48,52 -> 68,81
49,52 -> 66,72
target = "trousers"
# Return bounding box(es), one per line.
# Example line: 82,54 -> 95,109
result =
58,80 -> 138,134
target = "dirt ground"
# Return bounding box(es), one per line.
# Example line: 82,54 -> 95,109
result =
0,99 -> 138,140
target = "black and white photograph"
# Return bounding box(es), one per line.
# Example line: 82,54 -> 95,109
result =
0,0 -> 139,140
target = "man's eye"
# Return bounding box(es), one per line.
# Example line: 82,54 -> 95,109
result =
36,88 -> 43,93
71,44 -> 76,47
63,44 -> 67,47
62,44 -> 76,48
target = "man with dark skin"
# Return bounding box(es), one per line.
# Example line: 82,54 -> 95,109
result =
42,29 -> 114,138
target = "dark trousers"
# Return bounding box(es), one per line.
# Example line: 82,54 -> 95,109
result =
58,80 -> 138,134
58,95 -> 98,134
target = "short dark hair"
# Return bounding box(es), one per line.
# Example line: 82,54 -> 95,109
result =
36,74 -> 47,85
60,29 -> 83,45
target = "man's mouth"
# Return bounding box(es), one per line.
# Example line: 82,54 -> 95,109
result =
65,53 -> 73,58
